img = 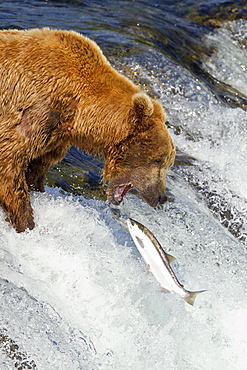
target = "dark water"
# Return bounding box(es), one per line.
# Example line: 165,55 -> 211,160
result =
0,1 -> 247,369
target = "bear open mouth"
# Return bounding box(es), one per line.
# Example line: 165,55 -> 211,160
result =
113,183 -> 133,204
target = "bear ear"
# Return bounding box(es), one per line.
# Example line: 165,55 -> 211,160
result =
132,93 -> 154,117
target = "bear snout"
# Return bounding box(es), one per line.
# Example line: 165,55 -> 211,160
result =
158,193 -> 168,204
141,192 -> 167,208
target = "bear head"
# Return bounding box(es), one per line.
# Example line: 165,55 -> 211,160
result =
104,92 -> 175,207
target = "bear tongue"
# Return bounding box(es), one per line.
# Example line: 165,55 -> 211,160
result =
113,184 -> 133,204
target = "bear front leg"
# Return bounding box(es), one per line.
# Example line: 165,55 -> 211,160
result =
26,160 -> 46,192
0,172 -> 35,233
26,147 -> 68,192
26,155 -> 54,192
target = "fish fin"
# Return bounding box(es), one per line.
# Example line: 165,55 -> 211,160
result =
183,290 -> 206,306
166,253 -> 176,264
160,286 -> 170,293
145,264 -> 151,275
136,236 -> 143,242
136,236 -> 145,248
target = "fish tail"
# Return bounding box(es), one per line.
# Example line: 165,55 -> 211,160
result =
183,290 -> 206,306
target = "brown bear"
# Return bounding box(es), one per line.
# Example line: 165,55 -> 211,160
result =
0,28 -> 175,232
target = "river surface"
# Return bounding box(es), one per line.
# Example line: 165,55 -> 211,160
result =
0,1 -> 247,369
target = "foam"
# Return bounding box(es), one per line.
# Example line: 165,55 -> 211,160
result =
0,187 -> 246,369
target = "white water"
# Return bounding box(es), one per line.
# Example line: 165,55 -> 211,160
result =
1,21 -> 247,370
204,19 -> 247,96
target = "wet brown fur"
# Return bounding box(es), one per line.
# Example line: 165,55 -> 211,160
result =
0,28 -> 175,232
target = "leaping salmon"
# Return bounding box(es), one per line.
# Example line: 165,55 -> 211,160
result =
127,218 -> 205,306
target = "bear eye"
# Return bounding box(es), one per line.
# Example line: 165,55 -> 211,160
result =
154,158 -> 162,166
